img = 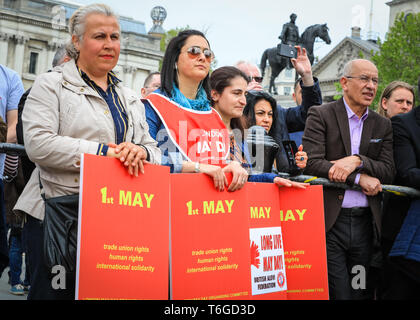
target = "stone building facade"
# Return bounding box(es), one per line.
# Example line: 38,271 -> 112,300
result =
260,66 -> 296,107
312,27 -> 379,102
312,0 -> 419,102
387,0 -> 420,28
0,0 -> 164,91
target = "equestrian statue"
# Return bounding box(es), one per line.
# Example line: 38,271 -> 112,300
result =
261,14 -> 331,95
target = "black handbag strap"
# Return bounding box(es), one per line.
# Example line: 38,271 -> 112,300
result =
38,171 -> 46,201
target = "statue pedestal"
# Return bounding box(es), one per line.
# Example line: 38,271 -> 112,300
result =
272,95 -> 295,108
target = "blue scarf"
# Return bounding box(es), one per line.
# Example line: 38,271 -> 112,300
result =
170,83 -> 211,111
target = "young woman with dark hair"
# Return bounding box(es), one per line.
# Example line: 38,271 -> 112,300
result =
243,91 -> 278,136
143,30 -> 248,192
243,90 -> 307,173
210,66 -> 308,188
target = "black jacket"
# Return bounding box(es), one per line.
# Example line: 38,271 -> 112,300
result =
273,78 -> 323,173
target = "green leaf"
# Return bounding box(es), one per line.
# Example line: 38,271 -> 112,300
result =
371,12 -> 420,110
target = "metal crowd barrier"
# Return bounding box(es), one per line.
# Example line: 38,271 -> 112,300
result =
2,143 -> 420,198
276,172 -> 420,199
0,143 -> 26,156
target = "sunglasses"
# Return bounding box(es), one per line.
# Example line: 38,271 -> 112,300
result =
248,76 -> 263,83
185,46 -> 214,62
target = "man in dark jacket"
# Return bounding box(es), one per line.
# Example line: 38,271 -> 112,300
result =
381,76 -> 420,299
303,59 -> 395,299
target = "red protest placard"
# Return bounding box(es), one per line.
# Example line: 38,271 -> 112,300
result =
170,173 -> 251,300
76,154 -> 170,300
279,185 -> 329,300
170,176 -> 328,301
247,182 -> 288,300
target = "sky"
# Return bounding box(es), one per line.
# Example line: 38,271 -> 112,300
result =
71,0 -> 391,68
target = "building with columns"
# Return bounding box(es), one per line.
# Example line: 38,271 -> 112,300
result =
0,0 -> 164,91
312,1 -> 419,102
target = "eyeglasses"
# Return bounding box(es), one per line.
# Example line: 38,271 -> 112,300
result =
185,46 -> 214,62
248,76 -> 263,83
345,75 -> 379,86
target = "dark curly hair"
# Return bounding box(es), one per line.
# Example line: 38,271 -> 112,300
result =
243,90 -> 278,137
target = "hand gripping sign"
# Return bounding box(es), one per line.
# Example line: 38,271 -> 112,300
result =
76,155 -> 328,300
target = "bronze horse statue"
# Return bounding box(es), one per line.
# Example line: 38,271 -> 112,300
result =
260,24 -> 331,95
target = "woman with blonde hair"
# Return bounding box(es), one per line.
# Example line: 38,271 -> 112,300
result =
15,3 -> 160,299
378,81 -> 415,119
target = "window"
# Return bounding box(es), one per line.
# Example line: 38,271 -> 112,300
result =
285,69 -> 293,79
29,52 -> 38,74
4,0 -> 17,9
28,0 -> 46,9
284,87 -> 291,96
404,13 -> 413,22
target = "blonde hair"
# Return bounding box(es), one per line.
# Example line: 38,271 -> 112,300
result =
65,3 -> 119,60
378,81 -> 415,118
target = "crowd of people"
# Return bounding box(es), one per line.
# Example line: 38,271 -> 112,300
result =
0,3 -> 419,300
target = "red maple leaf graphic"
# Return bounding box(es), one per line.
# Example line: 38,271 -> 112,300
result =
250,240 -> 260,268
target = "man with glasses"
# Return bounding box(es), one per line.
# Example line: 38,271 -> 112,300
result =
302,59 -> 395,300
235,61 -> 264,92
235,47 -> 322,167
141,71 -> 161,98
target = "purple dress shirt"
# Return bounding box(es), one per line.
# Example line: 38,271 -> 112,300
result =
341,98 -> 369,208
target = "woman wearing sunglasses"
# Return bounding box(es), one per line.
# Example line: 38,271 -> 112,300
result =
243,90 -> 308,173
210,66 -> 308,188
143,30 -> 248,192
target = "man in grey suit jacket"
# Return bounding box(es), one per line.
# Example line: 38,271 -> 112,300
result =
302,59 -> 395,300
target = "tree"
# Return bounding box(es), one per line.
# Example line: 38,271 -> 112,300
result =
159,26 -> 190,70
371,12 -> 420,109
160,26 -> 190,52
333,82 -> 343,101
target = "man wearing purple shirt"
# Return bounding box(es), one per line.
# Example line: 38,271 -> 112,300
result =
302,59 -> 395,300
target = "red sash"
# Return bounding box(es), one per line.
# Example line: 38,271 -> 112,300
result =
145,93 -> 230,166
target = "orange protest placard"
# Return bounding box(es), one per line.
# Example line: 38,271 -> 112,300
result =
170,173 -> 251,300
76,154 -> 170,300
247,182 -> 288,300
279,185 -> 329,300
170,176 -> 328,301
76,155 -> 328,300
